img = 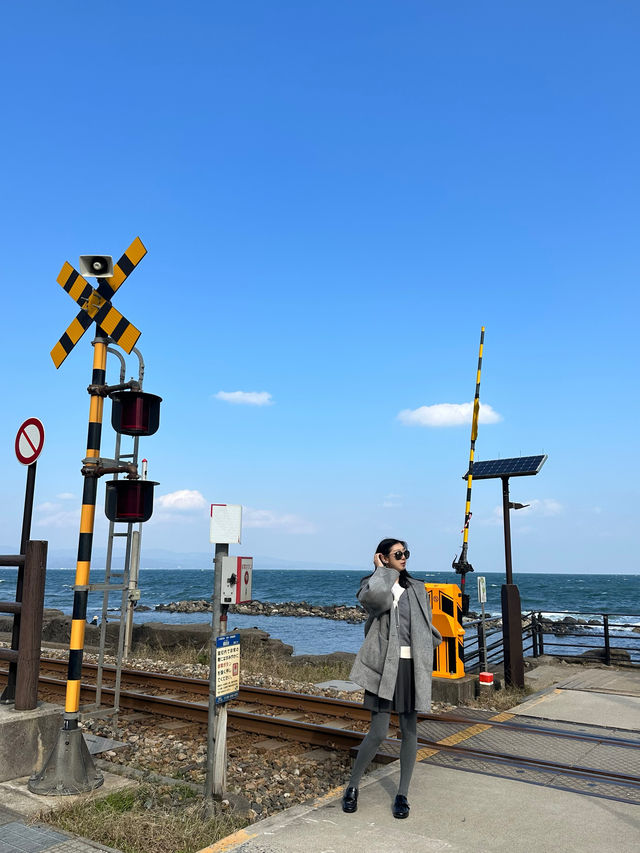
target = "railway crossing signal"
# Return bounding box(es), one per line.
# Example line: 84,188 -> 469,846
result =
50,237 -> 147,369
30,236 -> 160,797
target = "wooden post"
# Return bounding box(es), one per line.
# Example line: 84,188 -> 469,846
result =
15,540 -> 47,710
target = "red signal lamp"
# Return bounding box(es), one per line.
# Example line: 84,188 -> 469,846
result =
105,479 -> 159,523
110,391 -> 162,436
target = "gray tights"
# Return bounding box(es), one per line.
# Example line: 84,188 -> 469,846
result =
348,710 -> 418,797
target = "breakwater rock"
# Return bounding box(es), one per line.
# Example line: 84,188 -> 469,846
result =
155,599 -> 367,623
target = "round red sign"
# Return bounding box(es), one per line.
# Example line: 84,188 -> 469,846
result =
15,417 -> 45,466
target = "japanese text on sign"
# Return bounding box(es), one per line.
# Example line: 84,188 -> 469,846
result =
215,633 -> 240,704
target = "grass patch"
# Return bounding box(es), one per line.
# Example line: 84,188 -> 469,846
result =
40,783 -> 247,853
130,641 -> 354,685
462,684 -> 534,712
130,642 -> 209,666
240,646 -> 353,683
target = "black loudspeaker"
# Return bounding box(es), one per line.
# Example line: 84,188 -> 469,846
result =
79,255 -> 114,278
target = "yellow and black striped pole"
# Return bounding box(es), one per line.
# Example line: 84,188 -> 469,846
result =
65,334 -> 107,718
453,327 -> 485,614
29,334 -> 107,794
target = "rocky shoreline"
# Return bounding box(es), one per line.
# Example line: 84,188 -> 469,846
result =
151,599 -> 640,636
155,599 -> 369,622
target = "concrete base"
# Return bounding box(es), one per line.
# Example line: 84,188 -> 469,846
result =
0,771 -> 132,818
431,673 -> 476,705
0,702 -> 62,782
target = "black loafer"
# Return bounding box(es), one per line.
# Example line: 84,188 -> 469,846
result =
342,786 -> 358,813
392,794 -> 410,819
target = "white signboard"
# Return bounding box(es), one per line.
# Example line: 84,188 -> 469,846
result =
215,633 -> 240,704
477,576 -> 487,604
210,503 -> 242,544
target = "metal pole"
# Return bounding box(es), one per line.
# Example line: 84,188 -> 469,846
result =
453,327 -> 485,614
500,476 -> 524,687
205,542 -> 228,804
603,614 -> 611,665
480,599 -> 488,670
95,347 -> 126,708
1,462 -> 38,704
501,477 -> 513,585
123,530 -> 141,659
20,464 -> 37,554
29,334 -> 107,795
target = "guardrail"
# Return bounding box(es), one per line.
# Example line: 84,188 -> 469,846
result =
534,610 -> 640,666
0,540 -> 48,709
462,609 -> 640,672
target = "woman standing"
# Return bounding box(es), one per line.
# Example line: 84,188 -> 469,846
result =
342,538 -> 442,819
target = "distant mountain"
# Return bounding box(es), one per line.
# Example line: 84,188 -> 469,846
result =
17,545 -> 359,572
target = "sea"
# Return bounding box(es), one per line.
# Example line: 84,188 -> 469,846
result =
1,566 -> 639,660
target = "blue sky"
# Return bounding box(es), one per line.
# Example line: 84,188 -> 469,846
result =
1,2 -> 638,574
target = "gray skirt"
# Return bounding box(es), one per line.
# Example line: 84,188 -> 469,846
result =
363,658 -> 415,714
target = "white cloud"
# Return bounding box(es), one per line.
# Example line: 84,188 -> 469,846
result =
156,490 -> 207,512
382,493 -> 402,508
214,391 -> 273,406
526,499 -> 564,517
56,492 -> 75,501
35,502 -> 80,528
480,498 -> 564,526
397,401 -> 502,427
243,507 -> 316,534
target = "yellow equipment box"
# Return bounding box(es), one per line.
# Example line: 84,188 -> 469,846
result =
426,583 -> 465,679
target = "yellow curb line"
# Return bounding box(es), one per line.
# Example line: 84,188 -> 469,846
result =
197,828 -> 258,853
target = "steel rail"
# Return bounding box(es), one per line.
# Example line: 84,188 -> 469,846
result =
32,658 -> 640,749
410,734 -> 640,787
21,671 -> 369,749
2,666 -> 637,789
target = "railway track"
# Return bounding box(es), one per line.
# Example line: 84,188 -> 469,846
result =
1,657 -> 638,801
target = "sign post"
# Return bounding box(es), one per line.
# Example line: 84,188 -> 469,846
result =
205,505 -> 242,805
1,418 -> 45,704
477,576 -> 488,671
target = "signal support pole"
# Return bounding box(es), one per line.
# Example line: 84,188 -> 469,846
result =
205,542 -> 229,806
500,475 -> 524,687
29,334 -> 108,795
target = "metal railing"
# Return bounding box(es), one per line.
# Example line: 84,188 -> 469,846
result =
534,610 -> 640,666
462,609 -> 640,672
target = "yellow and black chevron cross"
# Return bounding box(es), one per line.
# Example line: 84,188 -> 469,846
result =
50,237 -> 147,369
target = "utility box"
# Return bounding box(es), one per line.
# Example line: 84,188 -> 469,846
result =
426,583 -> 465,679
220,556 -> 253,604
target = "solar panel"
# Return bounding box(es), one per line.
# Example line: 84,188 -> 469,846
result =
463,454 -> 547,480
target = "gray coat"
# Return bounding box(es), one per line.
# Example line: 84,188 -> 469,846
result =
349,566 -> 443,713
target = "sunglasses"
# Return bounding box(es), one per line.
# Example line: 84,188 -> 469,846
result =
391,549 -> 410,560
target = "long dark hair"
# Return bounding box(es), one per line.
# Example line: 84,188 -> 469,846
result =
361,538 -> 413,589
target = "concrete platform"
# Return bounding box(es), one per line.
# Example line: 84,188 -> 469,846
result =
196,663 -> 640,853
0,702 -> 62,782
515,667 -> 640,730
196,759 -> 640,853
0,772 -> 131,852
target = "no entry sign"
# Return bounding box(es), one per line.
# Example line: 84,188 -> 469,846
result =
15,418 -> 45,466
